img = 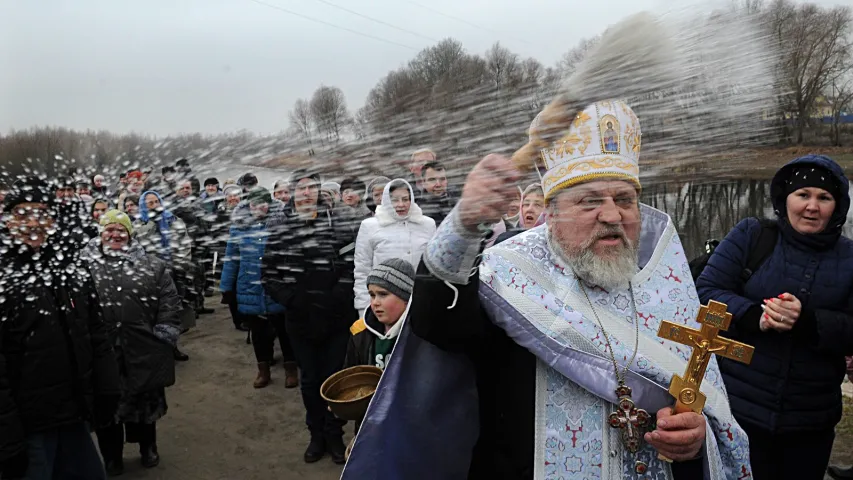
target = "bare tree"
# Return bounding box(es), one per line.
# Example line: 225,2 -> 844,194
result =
767,0 -> 852,143
733,0 -> 764,14
827,71 -> 853,146
485,42 -> 520,92
309,85 -> 350,144
288,99 -> 313,143
558,36 -> 600,77
352,107 -> 371,141
409,38 -> 466,88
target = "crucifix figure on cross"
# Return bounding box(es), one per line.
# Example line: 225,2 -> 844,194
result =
655,300 -> 755,462
657,300 -> 755,414
608,384 -> 652,454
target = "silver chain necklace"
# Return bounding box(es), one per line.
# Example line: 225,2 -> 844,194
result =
576,279 -> 652,474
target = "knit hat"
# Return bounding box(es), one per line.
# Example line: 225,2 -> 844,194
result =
3,177 -> 54,211
366,258 -> 416,302
784,164 -> 841,200
290,169 -> 322,186
246,186 -> 272,206
238,173 -> 258,188
322,182 -> 341,195
223,185 -> 242,197
204,177 -> 219,187
340,177 -> 366,194
99,209 -> 133,235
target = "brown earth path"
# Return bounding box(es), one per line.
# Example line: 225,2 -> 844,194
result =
111,295 -> 853,480
118,297 -> 344,480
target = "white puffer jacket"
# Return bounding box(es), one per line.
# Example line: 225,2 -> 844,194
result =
353,179 -> 436,310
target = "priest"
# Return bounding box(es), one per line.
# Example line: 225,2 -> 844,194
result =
342,100 -> 752,479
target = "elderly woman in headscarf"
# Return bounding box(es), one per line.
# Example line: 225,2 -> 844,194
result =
697,155 -> 853,480
353,178 -> 436,312
84,210 -> 182,475
494,183 -> 545,245
216,185 -> 250,331
364,176 -> 391,215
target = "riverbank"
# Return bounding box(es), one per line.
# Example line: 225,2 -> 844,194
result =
645,146 -> 853,183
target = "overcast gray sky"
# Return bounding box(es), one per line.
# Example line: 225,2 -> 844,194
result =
0,0 -> 844,136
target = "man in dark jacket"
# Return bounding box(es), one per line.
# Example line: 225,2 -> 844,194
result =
172,179 -> 214,316
0,177 -> 121,479
334,177 -> 371,320
262,168 -> 353,465
53,177 -> 92,253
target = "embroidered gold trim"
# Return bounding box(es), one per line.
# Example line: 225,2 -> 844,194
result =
544,172 -> 642,200
541,156 -> 640,188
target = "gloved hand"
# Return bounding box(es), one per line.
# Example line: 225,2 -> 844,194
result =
93,394 -> 120,428
1,449 -> 29,479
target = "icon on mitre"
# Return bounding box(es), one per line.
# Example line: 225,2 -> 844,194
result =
600,115 -> 620,153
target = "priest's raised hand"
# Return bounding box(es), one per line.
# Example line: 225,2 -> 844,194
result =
457,153 -> 522,233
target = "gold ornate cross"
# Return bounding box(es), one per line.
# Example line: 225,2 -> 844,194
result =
657,300 -> 754,415
655,300 -> 755,462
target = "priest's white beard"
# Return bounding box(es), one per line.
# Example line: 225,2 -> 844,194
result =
547,224 -> 639,290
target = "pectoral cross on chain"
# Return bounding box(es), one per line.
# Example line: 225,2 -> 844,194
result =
657,300 -> 755,414
608,384 -> 651,454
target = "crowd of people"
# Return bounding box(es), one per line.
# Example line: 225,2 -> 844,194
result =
1,100 -> 853,480
0,148 -> 495,477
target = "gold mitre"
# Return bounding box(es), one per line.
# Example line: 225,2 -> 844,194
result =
513,99 -> 642,201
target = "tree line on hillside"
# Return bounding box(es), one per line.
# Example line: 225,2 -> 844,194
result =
0,0 -> 850,179
288,0 -> 853,152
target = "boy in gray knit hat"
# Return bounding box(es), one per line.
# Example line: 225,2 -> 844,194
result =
344,258 -> 415,371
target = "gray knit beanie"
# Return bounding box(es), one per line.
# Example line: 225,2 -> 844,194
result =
366,258 -> 416,302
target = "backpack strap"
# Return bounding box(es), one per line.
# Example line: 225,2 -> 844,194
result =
739,218 -> 778,284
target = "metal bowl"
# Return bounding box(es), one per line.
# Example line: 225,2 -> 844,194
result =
321,365 -> 383,421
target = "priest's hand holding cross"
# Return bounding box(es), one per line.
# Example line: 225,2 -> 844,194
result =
644,406 -> 706,461
653,300 -> 756,463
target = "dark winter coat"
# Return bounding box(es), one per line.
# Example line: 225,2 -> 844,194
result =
344,308 -> 405,370
83,240 -> 182,398
0,247 -> 121,463
262,204 -> 353,340
333,205 -> 368,317
220,211 -> 286,317
696,154 -> 853,434
172,196 -> 208,243
494,228 -> 523,245
55,198 -> 93,254
418,192 -> 455,227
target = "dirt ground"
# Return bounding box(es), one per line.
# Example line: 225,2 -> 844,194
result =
112,295 -> 853,480
118,297 -> 345,480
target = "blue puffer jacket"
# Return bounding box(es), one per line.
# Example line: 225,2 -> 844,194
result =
220,219 -> 285,317
697,154 -> 853,434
